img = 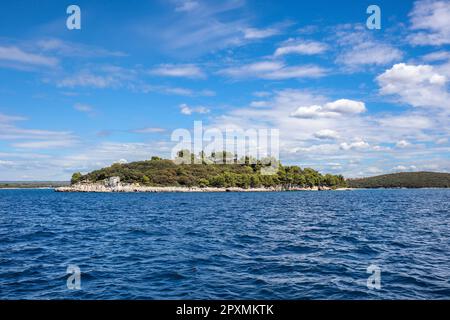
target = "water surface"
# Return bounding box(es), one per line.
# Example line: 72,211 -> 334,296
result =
0,189 -> 449,299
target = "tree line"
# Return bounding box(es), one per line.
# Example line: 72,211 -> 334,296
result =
71,151 -> 347,189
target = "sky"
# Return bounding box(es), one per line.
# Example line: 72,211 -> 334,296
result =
0,0 -> 449,180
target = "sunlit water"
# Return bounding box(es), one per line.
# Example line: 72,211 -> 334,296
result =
0,189 -> 449,299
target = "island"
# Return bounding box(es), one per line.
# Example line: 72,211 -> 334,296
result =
347,172 -> 450,189
56,152 -> 347,192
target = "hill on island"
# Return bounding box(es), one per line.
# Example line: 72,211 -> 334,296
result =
347,172 -> 450,188
71,152 -> 347,189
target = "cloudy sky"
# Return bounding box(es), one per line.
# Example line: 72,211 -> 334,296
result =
0,0 -> 449,180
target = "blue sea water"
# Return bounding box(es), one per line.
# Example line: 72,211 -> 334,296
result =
0,188 -> 449,300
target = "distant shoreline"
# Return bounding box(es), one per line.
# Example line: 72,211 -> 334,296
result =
53,185 -> 450,193
0,187 -> 55,190
1,186 -> 448,192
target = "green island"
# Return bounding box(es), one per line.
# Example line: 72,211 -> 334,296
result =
70,151 -> 347,190
347,172 -> 450,188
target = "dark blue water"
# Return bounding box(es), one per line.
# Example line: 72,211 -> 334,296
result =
0,189 -> 449,299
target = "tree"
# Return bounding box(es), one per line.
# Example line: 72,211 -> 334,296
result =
71,172 -> 83,185
250,175 -> 261,188
209,175 -> 225,187
142,175 -> 150,185
198,178 -> 209,188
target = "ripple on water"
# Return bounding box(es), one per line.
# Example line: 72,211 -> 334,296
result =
0,188 -> 449,299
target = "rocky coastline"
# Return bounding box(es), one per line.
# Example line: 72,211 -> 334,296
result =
54,176 -> 352,193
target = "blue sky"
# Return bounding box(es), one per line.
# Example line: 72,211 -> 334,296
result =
0,0 -> 449,180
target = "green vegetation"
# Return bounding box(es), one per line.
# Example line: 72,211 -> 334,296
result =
72,151 -> 347,189
347,172 -> 450,188
71,172 -> 83,185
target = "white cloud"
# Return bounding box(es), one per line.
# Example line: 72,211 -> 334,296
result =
325,99 -> 367,114
314,129 -> 339,140
340,140 -> 370,151
291,99 -> 366,118
396,140 -> 411,148
180,103 -> 210,115
58,71 -> 119,88
376,63 -> 449,108
0,46 -> 58,68
12,139 -> 77,149
140,84 -> 214,97
291,105 -> 330,118
138,0 -> 247,56
36,38 -> 126,58
334,25 -> 403,70
393,165 -> 418,172
219,61 -> 327,80
408,0 -> 450,46
132,127 -> 166,134
0,113 -> 27,123
377,114 -> 433,129
250,101 -> 269,108
422,51 -> 450,62
0,112 -> 78,151
174,0 -> 199,12
274,40 -> 327,56
244,27 -> 280,39
149,64 -> 205,79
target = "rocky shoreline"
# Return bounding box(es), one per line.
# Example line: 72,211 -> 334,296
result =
55,183 -> 349,193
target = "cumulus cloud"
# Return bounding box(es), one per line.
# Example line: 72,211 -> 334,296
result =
313,129 -> 339,140
408,0 -> 450,46
291,99 -> 366,118
340,140 -> 370,151
376,63 -> 449,108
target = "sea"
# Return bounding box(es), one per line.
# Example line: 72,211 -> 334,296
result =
0,188 -> 449,299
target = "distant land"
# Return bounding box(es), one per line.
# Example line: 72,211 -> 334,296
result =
2,168 -> 449,191
347,172 -> 450,189
0,181 -> 70,189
